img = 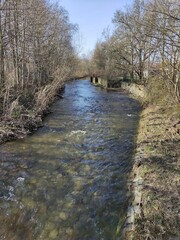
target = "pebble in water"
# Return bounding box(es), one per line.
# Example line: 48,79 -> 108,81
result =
49,229 -> 59,239
21,197 -> 36,209
59,212 -> 68,220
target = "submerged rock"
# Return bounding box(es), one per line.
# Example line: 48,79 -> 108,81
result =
59,212 -> 68,220
21,197 -> 36,209
49,229 -> 59,239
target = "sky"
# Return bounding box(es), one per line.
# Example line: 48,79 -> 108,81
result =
58,0 -> 134,55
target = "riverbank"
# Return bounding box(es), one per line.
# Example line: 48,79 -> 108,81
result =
0,112 -> 43,144
125,104 -> 180,239
0,86 -> 65,145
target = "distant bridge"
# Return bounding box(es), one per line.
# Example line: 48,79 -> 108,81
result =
90,76 -> 108,88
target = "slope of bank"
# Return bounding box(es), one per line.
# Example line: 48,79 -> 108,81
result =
0,84 -> 65,145
125,104 -> 180,239
0,112 -> 43,144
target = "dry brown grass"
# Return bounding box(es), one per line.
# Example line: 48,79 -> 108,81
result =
132,105 -> 180,240
146,77 -> 178,106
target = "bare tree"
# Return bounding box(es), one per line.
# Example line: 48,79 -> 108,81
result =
91,0 -> 180,102
148,0 -> 180,101
0,0 -> 78,115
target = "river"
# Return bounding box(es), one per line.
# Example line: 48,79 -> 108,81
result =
0,80 -> 140,240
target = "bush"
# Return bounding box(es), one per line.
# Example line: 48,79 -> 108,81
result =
146,77 -> 173,105
19,88 -> 37,109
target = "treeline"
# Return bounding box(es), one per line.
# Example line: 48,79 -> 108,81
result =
89,0 -> 180,103
0,0 -> 77,117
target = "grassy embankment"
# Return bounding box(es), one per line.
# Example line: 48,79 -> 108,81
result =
124,86 -> 180,239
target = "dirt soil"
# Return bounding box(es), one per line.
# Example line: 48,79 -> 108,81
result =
129,105 -> 180,240
0,112 -> 44,144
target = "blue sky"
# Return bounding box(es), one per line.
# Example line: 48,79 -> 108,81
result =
58,0 -> 134,55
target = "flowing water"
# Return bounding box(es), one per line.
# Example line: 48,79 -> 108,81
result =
0,80 -> 140,240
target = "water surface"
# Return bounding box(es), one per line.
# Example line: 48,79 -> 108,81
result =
0,80 -> 140,240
